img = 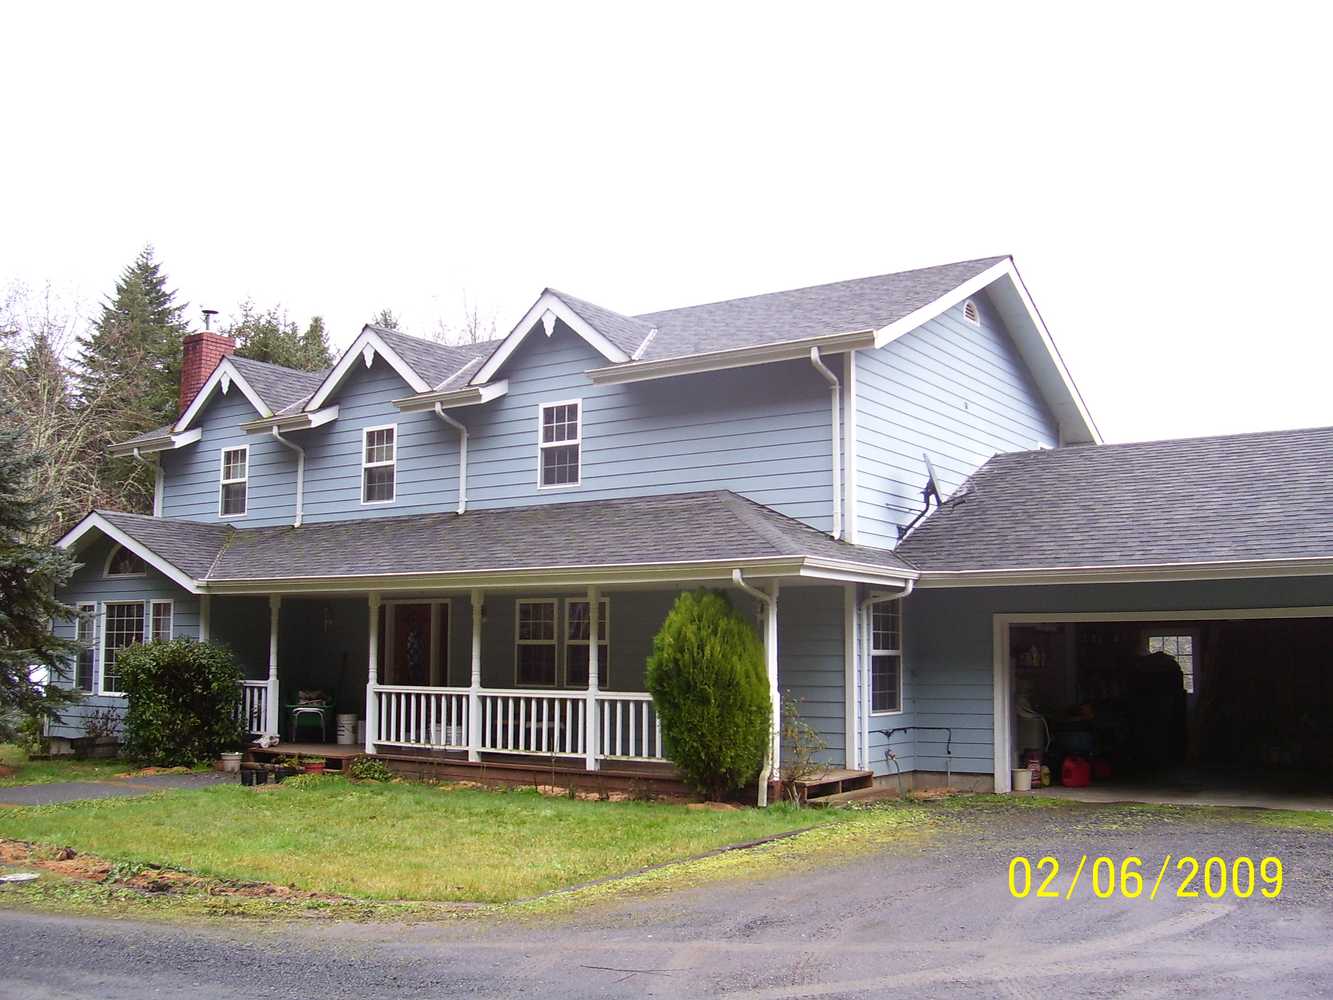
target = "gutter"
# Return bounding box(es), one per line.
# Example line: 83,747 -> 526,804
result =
808,347 -> 843,540
433,403 -> 469,514
732,568 -> 778,808
858,581 -> 915,772
269,427 -> 305,527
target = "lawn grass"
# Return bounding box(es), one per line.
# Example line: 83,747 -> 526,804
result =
0,776 -> 845,903
0,744 -> 133,786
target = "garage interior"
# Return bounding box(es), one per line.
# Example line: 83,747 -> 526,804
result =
1009,616 -> 1333,809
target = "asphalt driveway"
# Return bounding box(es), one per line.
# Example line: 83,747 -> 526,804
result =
2,800 -> 1330,998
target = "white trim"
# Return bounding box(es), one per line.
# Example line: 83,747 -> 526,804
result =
98,600 -> 146,697
103,544 -> 147,579
360,424 -> 398,505
240,405 -> 340,434
174,359 -> 271,433
392,380 -> 509,413
843,583 -> 858,769
844,351 -> 859,543
150,599 -> 174,642
867,598 -> 904,716
218,444 -> 249,519
75,602 -> 97,693
381,598 -> 451,686
537,398 -> 582,490
305,328 -> 431,412
564,596 -> 610,688
584,329 -> 878,385
990,605 -> 1333,793
514,598 -> 559,688
474,291 -> 632,385
871,259 -> 1012,349
915,556 -> 1333,588
57,513 -> 203,594
108,427 -> 202,458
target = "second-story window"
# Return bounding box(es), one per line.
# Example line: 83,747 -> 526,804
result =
539,400 -> 580,488
362,425 -> 396,504
219,447 -> 248,517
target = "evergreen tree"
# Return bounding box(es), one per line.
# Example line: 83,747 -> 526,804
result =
370,308 -> 401,330
226,302 -> 333,371
0,387 -> 78,733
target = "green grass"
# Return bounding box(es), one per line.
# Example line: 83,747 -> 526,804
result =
0,744 -> 133,786
0,777 -> 847,903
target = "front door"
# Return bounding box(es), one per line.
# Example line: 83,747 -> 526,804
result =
388,603 -> 436,685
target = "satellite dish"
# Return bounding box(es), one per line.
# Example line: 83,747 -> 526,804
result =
922,453 -> 944,506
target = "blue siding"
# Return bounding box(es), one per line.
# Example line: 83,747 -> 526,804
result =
51,537 -> 200,739
777,585 -> 846,764
855,294 -> 1059,549
904,574 -> 1333,777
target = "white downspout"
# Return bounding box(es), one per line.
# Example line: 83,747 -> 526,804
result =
859,580 -> 915,776
131,448 -> 164,517
433,403 -> 468,514
270,427 -> 305,527
733,568 -> 779,807
809,347 -> 842,540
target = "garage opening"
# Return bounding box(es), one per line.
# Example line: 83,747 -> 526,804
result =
1005,614 -> 1333,809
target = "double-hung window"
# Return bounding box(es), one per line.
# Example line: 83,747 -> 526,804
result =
515,599 -> 557,686
150,600 -> 173,642
100,602 -> 145,696
362,425 -> 396,504
869,601 -> 903,714
219,446 -> 249,517
565,598 -> 609,687
538,400 -> 580,487
75,603 -> 96,692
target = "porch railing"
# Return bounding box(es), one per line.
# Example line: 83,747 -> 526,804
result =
366,685 -> 668,765
238,680 -> 269,736
375,685 -> 470,749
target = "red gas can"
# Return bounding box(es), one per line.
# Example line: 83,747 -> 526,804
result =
1061,756 -> 1092,788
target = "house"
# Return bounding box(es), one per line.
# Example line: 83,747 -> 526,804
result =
51,255 -> 1331,801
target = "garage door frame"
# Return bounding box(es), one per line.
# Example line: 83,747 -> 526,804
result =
991,605 -> 1333,792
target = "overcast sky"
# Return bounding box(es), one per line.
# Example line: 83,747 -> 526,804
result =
4,3 -> 1329,445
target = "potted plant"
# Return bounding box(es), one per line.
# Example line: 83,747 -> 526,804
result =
218,751 -> 243,774
70,708 -> 121,759
303,756 -> 327,775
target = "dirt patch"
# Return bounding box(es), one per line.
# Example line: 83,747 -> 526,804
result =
0,765 -> 17,779
0,838 -> 344,901
114,766 -> 192,779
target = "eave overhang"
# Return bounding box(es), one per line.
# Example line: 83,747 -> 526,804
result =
107,427 -> 203,458
913,556 -> 1333,588
392,380 -> 509,413
240,405 -> 340,434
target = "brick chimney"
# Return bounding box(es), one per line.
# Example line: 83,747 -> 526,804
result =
179,331 -> 236,415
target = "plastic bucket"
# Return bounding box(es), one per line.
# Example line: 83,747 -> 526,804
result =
220,752 -> 242,774
335,713 -> 358,746
1011,767 -> 1033,792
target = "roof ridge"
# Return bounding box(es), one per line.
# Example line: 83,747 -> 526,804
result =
632,255 -> 1009,320
228,354 -> 328,381
993,423 -> 1333,462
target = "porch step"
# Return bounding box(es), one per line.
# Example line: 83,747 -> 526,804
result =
797,768 -> 875,802
811,785 -> 900,807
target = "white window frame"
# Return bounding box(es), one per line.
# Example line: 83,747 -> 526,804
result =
514,598 -> 559,688
869,600 -> 904,716
75,602 -> 96,693
218,445 -> 250,519
564,597 -> 610,688
150,599 -> 174,643
361,423 -> 398,505
537,398 -> 582,490
1143,627 -> 1200,695
98,601 -> 146,697
962,298 -> 981,326
382,598 -> 450,686
103,544 -> 147,579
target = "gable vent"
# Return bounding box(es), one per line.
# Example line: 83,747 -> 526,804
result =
962,299 -> 980,326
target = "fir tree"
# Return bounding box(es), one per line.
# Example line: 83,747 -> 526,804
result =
227,302 -> 333,371
370,308 -> 400,330
0,387 -> 78,733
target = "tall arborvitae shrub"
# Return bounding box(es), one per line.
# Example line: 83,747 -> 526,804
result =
645,590 -> 771,801
118,639 -> 245,766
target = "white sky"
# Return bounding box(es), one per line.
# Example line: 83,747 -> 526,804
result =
4,2 -> 1330,445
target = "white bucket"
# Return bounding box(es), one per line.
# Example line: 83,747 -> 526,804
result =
355,720 -> 366,745
1011,767 -> 1033,792
220,752 -> 242,773
335,713 -> 358,746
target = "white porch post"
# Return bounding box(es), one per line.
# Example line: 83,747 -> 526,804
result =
584,585 -> 601,771
766,581 -> 780,778
199,594 -> 211,643
467,589 -> 482,762
266,595 -> 281,738
365,592 -> 381,754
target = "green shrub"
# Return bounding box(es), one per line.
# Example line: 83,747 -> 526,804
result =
118,639 -> 245,766
645,590 -> 771,800
348,756 -> 393,782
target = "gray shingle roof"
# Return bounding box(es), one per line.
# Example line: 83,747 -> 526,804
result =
548,289 -> 655,357
115,423 -> 176,448
89,491 -> 912,584
369,326 -> 501,389
896,426 -> 1333,573
227,356 -> 328,413
98,511 -> 233,580
628,256 -> 1007,363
